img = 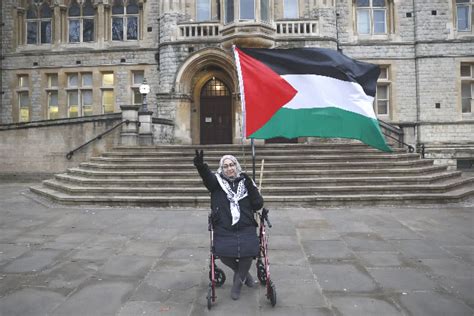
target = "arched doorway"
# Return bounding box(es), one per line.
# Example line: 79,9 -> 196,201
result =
200,78 -> 232,144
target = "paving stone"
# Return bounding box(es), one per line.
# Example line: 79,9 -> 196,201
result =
259,279 -> 325,307
0,244 -> 31,265
120,240 -> 168,257
302,240 -> 354,261
391,239 -> 453,259
99,255 -> 155,277
442,245 -> 474,264
342,232 -> 396,252
399,291 -> 473,316
51,281 -> 135,316
1,249 -> 62,273
367,267 -> 438,292
355,252 -> 407,267
0,288 -> 65,316
311,263 -> 377,292
419,258 -> 474,280
297,227 -> 341,240
118,301 -> 193,316
330,295 -> 403,316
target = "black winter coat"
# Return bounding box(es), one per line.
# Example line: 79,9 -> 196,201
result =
196,163 -> 264,258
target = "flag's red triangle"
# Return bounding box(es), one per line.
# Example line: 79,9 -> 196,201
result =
236,48 -> 297,136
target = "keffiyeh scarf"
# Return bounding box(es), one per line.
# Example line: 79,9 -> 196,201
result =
216,174 -> 248,225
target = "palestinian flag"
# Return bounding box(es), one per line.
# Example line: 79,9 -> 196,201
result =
233,47 -> 391,152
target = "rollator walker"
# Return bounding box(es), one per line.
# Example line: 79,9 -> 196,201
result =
206,206 -> 277,309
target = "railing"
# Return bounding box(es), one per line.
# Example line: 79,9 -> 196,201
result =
66,120 -> 139,160
178,23 -> 221,39
275,20 -> 318,36
378,119 -> 415,153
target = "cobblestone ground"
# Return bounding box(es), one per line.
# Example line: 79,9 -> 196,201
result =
0,182 -> 473,316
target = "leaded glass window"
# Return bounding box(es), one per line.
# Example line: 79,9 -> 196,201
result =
225,0 -> 234,24
456,0 -> 473,31
112,0 -> 139,41
26,1 -> 52,44
197,0 -> 211,21
240,0 -> 255,20
201,78 -> 230,97
68,0 -> 95,43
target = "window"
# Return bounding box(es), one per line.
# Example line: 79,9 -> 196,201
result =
46,74 -> 59,119
201,78 -> 230,97
461,63 -> 474,113
240,0 -> 255,20
374,66 -> 390,116
284,0 -> 298,19
261,0 -> 270,22
102,72 -> 115,113
197,0 -> 211,21
112,0 -> 139,41
66,72 -> 94,117
456,0 -> 473,31
17,75 -> 30,122
131,71 -> 144,105
356,0 -> 387,35
225,0 -> 234,24
68,0 -> 95,43
26,1 -> 52,44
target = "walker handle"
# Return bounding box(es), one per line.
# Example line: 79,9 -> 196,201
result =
262,208 -> 272,228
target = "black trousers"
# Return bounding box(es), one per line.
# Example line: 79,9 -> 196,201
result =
220,256 -> 253,282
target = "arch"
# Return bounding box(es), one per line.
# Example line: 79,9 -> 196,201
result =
174,47 -> 238,96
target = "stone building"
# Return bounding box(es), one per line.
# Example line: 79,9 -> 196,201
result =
1,0 -> 473,167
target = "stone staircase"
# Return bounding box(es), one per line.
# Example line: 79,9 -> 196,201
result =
30,143 -> 474,207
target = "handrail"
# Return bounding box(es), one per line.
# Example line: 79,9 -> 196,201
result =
378,119 -> 415,153
66,120 -> 139,160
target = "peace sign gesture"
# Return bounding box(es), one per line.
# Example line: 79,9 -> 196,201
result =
194,149 -> 204,167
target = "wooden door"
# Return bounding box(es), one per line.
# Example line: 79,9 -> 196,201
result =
200,78 -> 232,144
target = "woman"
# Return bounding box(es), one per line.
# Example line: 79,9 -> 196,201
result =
194,150 -> 264,300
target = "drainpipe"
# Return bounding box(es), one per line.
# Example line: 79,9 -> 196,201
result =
412,0 -> 421,146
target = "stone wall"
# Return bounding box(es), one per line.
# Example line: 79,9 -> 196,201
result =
0,115 -> 122,178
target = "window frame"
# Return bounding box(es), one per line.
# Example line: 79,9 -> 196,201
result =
355,0 -> 389,36
17,74 -> 31,122
25,1 -> 53,45
374,66 -> 391,118
66,72 -> 94,117
67,0 -> 96,43
131,70 -> 145,106
46,73 -> 60,119
460,63 -> 474,115
283,0 -> 299,19
101,72 -> 115,114
196,0 -> 212,22
111,0 -> 140,41
456,0 -> 473,32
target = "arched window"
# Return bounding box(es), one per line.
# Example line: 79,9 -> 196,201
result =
112,0 -> 139,41
201,78 -> 230,97
26,1 -> 52,44
68,0 -> 95,43
355,0 -> 388,35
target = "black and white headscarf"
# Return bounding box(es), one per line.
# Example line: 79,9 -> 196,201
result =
216,155 -> 247,225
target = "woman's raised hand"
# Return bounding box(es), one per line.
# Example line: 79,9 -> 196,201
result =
193,149 -> 204,167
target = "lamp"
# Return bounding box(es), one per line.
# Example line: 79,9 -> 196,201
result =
139,77 -> 150,111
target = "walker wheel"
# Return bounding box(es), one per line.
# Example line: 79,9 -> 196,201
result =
208,267 -> 226,287
207,285 -> 212,310
257,260 -> 266,285
268,280 -> 277,307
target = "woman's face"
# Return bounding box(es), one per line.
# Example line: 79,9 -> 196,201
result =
222,158 -> 237,179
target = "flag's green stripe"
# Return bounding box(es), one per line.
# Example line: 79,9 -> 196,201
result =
250,107 -> 392,152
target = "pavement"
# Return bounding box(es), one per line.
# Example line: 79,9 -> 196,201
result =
0,182 -> 473,316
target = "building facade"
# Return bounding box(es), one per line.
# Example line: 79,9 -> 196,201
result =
1,0 -> 473,162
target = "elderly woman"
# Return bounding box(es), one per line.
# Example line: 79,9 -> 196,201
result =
194,150 -> 264,300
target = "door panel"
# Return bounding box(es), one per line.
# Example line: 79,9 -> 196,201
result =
200,96 -> 232,144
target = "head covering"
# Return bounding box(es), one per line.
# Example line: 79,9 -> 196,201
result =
217,154 -> 242,179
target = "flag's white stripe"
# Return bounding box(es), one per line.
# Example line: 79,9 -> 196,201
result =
282,74 -> 377,120
233,46 -> 247,138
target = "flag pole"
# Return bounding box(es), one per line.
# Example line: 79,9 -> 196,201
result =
251,138 -> 256,181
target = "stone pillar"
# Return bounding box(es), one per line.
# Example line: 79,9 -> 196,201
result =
120,105 -> 139,146
138,110 -> 154,146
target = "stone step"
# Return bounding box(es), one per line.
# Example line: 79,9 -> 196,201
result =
79,159 -> 434,170
90,153 -> 420,164
42,177 -> 473,196
54,171 -> 462,187
29,184 -> 474,207
67,164 -> 448,178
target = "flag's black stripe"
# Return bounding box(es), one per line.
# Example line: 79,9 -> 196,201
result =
240,47 -> 380,98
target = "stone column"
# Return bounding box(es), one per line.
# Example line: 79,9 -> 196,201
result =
138,110 -> 154,146
120,105 -> 139,146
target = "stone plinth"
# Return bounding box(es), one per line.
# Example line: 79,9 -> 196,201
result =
138,110 -> 154,146
120,105 -> 139,146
